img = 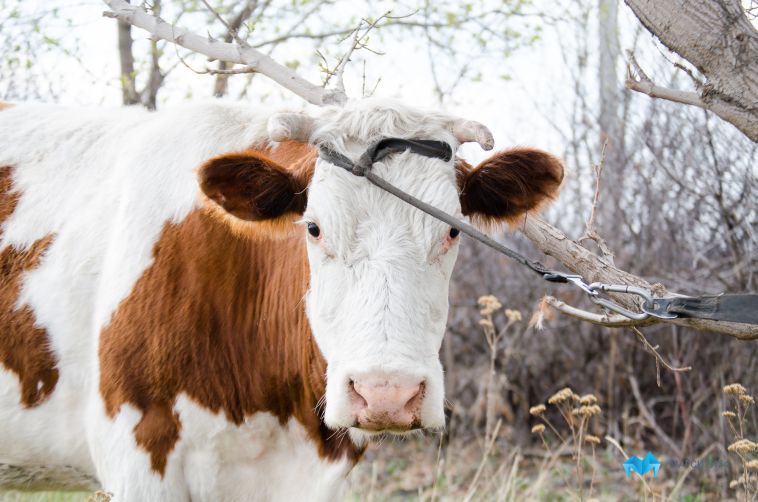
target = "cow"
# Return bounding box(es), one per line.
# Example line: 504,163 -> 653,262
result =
0,98 -> 562,501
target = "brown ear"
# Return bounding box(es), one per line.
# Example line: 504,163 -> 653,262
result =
457,147 -> 563,227
199,151 -> 307,221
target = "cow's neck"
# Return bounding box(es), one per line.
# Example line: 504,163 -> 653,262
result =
99,207 -> 361,476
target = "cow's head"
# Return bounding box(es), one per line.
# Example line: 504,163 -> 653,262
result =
198,99 -> 562,441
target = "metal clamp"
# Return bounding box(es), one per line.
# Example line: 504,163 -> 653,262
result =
543,273 -> 597,295
547,274 -> 679,322
587,283 -> 652,321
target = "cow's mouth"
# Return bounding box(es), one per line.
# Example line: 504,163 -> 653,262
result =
352,419 -> 424,434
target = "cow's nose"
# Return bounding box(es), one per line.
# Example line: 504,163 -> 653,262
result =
349,376 -> 425,431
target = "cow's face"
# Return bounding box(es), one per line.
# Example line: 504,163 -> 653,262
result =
199,99 -> 562,440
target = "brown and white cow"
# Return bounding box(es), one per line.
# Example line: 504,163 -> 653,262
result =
0,98 -> 562,500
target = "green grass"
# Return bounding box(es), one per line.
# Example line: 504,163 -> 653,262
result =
0,492 -> 91,502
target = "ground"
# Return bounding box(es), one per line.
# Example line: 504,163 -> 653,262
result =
0,435 -> 731,501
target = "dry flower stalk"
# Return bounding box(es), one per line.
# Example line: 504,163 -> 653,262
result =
724,383 -> 748,396
529,404 -> 546,416
529,386 -> 602,500
723,382 -> 758,501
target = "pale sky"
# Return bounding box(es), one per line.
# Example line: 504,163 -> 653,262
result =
4,0 -> 667,164
6,0 -> 714,228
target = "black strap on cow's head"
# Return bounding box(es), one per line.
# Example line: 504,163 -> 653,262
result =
318,138 -> 453,177
314,135 -> 758,327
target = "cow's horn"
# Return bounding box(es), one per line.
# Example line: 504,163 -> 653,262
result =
267,112 -> 316,143
450,119 -> 494,150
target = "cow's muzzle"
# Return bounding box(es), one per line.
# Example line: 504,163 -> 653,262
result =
348,374 -> 425,431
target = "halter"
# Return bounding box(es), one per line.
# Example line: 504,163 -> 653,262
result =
318,137 -> 559,278
316,137 -> 758,325
319,138 -> 452,177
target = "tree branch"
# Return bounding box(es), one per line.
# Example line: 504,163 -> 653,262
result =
519,216 -> 758,340
624,0 -> 758,142
625,50 -> 758,141
543,296 -> 651,328
102,0 -> 346,106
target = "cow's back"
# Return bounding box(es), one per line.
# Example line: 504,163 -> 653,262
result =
0,104 -> 132,484
0,101 -> 273,490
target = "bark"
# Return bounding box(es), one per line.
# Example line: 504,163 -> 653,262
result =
624,0 -> 758,142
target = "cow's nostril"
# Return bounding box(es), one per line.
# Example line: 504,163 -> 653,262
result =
404,381 -> 425,412
348,379 -> 368,408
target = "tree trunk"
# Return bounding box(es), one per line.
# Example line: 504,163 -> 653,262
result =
624,0 -> 758,142
117,0 -> 139,106
141,0 -> 163,110
213,1 -> 259,98
597,0 -> 625,225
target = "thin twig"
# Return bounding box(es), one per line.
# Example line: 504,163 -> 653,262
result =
628,374 -> 684,457
578,140 -> 616,262
605,435 -> 654,495
464,419 -> 502,502
631,327 -> 692,374
200,0 -> 248,47
327,10 -> 393,92
544,296 -> 651,328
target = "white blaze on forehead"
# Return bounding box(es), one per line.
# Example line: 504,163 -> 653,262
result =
307,151 -> 460,262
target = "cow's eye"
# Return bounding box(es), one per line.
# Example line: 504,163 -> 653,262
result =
307,222 -> 321,238
449,227 -> 460,239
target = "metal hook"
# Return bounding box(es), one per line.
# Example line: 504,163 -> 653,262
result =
587,283 -> 652,321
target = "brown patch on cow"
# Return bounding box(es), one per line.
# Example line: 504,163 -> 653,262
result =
100,145 -> 360,475
0,102 -> 12,111
133,402 -> 182,475
456,148 -> 563,230
0,166 -> 59,407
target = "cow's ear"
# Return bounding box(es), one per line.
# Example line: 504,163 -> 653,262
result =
457,148 -> 563,228
199,151 -> 307,222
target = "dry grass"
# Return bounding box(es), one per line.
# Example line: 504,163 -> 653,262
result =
343,433 -> 717,501
723,383 -> 758,501
0,435 -> 727,502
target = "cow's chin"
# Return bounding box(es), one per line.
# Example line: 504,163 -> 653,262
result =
347,424 -> 443,446
325,410 -> 447,446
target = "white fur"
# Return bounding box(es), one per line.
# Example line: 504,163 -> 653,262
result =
0,98 -> 473,499
303,100 -> 463,432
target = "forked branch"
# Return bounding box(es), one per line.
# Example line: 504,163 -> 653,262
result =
623,0 -> 758,142
102,0 -> 346,106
